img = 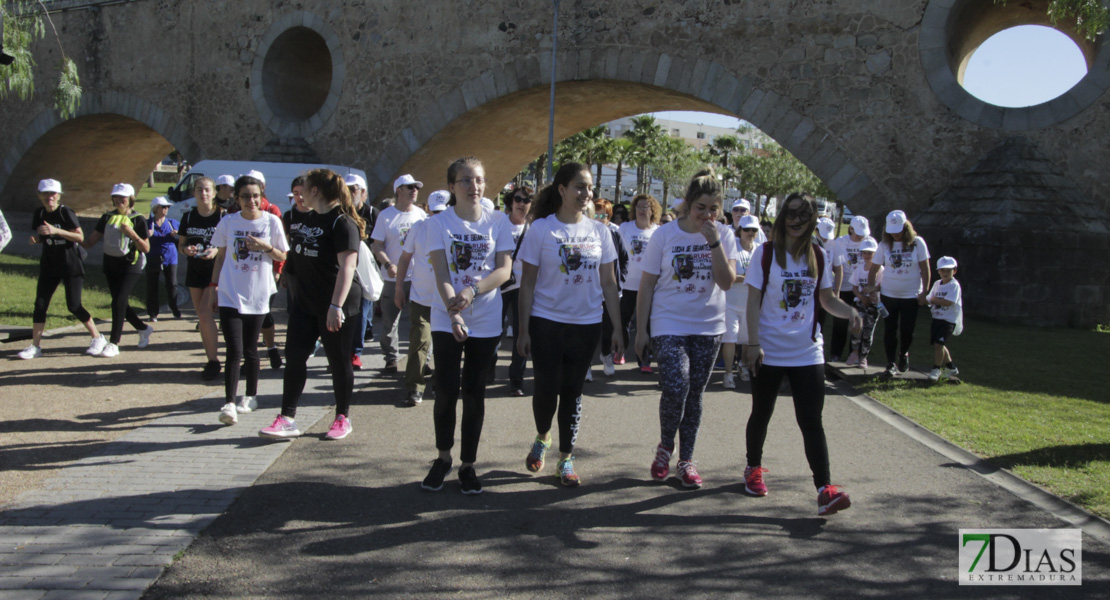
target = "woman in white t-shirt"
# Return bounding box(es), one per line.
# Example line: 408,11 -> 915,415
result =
721,214 -> 760,388
636,169 -> 739,489
617,194 -> 661,373
420,157 -> 515,495
742,192 -> 861,517
866,210 -> 930,377
208,175 -> 288,425
517,162 -> 623,487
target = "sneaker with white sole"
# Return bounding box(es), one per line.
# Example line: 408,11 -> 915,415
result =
927,367 -> 942,382
324,415 -> 352,440
86,336 -> 107,356
744,465 -> 769,496
845,352 -> 859,366
258,415 -> 301,439
218,403 -> 238,425
739,367 -> 750,382
458,465 -> 483,495
602,354 -> 615,376
421,458 -> 452,491
940,366 -> 960,380
138,327 -> 153,349
99,343 -> 120,358
17,345 -> 42,360
722,373 -> 736,389
817,484 -> 851,516
650,443 -> 673,481
237,396 -> 257,413
584,369 -> 593,382
677,460 -> 703,489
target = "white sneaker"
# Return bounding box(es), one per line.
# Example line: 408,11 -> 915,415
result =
237,395 -> 258,413
602,354 -> 615,376
941,366 -> 960,380
723,373 -> 736,389
99,343 -> 120,358
86,335 -> 107,356
928,367 -> 942,382
17,345 -> 42,360
138,326 -> 153,349
585,369 -> 593,382
219,403 -> 238,425
739,367 -> 750,382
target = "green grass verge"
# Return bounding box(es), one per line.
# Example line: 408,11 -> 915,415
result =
845,313 -> 1110,520
0,253 -> 146,331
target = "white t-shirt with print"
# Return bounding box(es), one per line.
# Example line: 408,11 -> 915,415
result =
518,214 -> 617,325
927,278 -> 962,323
745,244 -> 834,367
725,242 -> 755,310
370,205 -> 427,282
425,207 -> 515,338
400,217 -> 438,307
641,221 -> 740,337
875,238 -> 930,298
211,212 -> 289,315
618,221 -> 659,292
830,235 -> 866,291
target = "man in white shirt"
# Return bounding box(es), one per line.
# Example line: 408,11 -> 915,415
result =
370,174 -> 427,372
827,215 -> 870,361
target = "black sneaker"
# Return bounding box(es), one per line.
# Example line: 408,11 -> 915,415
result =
421,458 -> 452,491
458,465 -> 483,495
383,360 -> 398,374
202,360 -> 222,381
897,353 -> 909,373
269,347 -> 283,370
406,391 -> 423,406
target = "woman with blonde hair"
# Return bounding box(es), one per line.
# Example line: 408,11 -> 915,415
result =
742,192 -> 861,515
866,210 -> 930,376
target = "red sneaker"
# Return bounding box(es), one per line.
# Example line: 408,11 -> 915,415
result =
744,465 -> 768,496
677,461 -> 702,489
650,443 -> 672,481
613,353 -> 625,365
817,485 -> 851,516
351,354 -> 363,370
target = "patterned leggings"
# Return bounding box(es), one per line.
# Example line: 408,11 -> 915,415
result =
850,302 -> 880,359
654,334 -> 721,461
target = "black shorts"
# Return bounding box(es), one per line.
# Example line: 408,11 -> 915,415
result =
930,319 -> 956,345
184,258 -> 215,288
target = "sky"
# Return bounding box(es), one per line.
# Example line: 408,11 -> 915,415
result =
651,25 -> 1088,128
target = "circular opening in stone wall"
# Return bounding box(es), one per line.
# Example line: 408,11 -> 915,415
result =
262,26 -> 333,122
961,25 -> 1088,107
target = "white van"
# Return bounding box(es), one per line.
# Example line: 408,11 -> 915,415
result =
165,160 -> 368,221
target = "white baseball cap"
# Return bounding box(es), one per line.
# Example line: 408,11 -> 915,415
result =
937,256 -> 958,269
111,183 -> 135,197
150,196 -> 172,208
850,215 -> 870,237
816,217 -> 836,241
737,215 -> 760,229
38,179 -> 62,194
393,174 -> 423,191
859,236 -> 878,252
216,174 -> 235,187
670,197 -> 684,210
428,190 -> 450,213
242,170 -> 266,184
287,192 -> 295,199
731,198 -> 751,211
344,173 -> 367,189
885,210 -> 907,234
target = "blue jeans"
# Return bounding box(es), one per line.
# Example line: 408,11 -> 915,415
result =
353,297 -> 372,357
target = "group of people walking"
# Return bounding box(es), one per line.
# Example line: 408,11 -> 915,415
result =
15,162 -> 965,517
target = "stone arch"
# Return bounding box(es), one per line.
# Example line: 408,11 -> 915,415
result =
365,49 -> 882,211
920,0 -> 1110,129
0,92 -> 203,212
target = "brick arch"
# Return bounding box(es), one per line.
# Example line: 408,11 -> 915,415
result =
0,93 -> 203,212
365,49 -> 882,211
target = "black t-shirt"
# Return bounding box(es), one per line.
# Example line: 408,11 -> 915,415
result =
356,202 -> 378,245
286,207 -> 362,317
180,207 -> 224,260
282,207 -> 313,238
32,205 -> 84,278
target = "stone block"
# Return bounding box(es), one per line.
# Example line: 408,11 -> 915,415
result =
616,47 -> 636,81
697,62 -> 724,103
686,59 -> 710,97
628,51 -> 647,83
786,117 -> 817,150
436,89 -> 466,125
837,171 -> 871,200
711,74 -> 739,111
827,162 -> 859,192
740,88 -> 765,119
653,53 -> 672,88
603,47 -> 620,79
401,128 -> 419,153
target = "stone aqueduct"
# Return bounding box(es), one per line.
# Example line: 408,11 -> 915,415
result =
1,0 -> 1109,323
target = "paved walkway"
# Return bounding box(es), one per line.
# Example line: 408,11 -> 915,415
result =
2,324 -> 1109,598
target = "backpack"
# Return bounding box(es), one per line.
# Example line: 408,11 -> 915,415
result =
334,213 -> 383,301
102,212 -> 146,268
759,241 -> 825,342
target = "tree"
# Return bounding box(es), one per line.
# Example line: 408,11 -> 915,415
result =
731,143 -> 835,216
995,0 -> 1110,40
707,134 -> 742,192
1,1 -> 81,118
651,136 -> 701,205
608,137 -> 635,202
623,115 -> 667,194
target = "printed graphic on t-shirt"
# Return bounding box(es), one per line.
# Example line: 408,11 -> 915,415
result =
630,237 -> 648,258
447,232 -> 492,287
291,225 -> 324,258
399,225 -> 413,247
231,227 -> 267,271
668,243 -> 713,294
556,236 -> 601,284
888,248 -> 916,274
777,268 -> 817,321
184,225 -> 217,253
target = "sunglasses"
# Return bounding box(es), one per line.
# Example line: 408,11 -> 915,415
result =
782,207 -> 814,221
594,213 -> 608,220
512,195 -> 531,203
398,184 -> 419,191
741,228 -> 759,232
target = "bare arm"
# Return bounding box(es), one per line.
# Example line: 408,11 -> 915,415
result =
371,239 -> 397,279
327,250 -> 357,332
917,259 -> 931,304
743,287 -> 765,375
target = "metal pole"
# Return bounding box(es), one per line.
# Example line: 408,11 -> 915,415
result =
546,0 -> 559,184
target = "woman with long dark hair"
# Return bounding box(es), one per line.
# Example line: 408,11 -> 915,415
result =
742,192 -> 861,516
260,169 -> 363,440
516,162 -> 623,487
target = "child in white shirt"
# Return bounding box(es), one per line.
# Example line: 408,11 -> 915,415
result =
848,237 -> 881,369
926,256 -> 962,382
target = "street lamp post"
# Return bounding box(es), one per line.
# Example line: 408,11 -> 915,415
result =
546,0 -> 559,184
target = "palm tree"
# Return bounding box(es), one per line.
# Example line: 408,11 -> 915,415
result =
707,134 -> 742,192
609,137 -> 635,202
624,115 -> 666,194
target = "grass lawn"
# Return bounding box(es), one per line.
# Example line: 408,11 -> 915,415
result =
0,254 -> 146,331
841,313 -> 1110,520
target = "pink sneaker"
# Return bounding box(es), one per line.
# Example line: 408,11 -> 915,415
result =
859,358 -> 868,370
324,414 -> 352,440
744,465 -> 768,496
613,353 -> 625,365
818,484 -> 851,516
677,461 -> 702,489
258,415 -> 301,439
845,352 -> 859,366
650,443 -> 673,481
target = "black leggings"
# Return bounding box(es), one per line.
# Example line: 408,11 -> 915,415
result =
881,295 -> 920,364
145,258 -> 178,319
432,331 -> 500,464
33,273 -> 91,324
281,302 -> 357,419
619,290 -> 649,365
219,307 -> 265,404
491,288 -> 527,386
828,290 -> 856,359
530,316 -> 601,454
745,363 -> 831,489
103,256 -> 147,345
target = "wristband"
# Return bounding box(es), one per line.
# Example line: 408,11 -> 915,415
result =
469,281 -> 480,296
708,239 -> 721,249
209,283 -> 218,288
330,304 -> 343,311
